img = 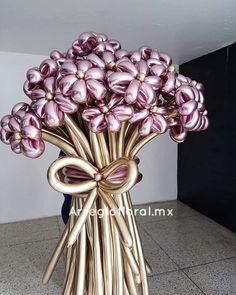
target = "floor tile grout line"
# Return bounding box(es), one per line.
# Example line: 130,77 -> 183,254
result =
140,222 -> 236,271
137,212 -> 200,224
181,255 -> 236,271
139,223 -> 180,270
1,236 -> 60,248
181,270 -> 207,295
139,224 -> 207,295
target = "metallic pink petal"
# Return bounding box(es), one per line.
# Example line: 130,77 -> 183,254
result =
44,101 -> 64,127
54,93 -> 78,114
1,115 -> 11,131
9,117 -> 21,132
31,89 -> 46,101
39,59 -> 58,76
12,103 -> 30,115
77,60 -> 92,73
106,113 -> 121,132
0,128 -> 12,144
107,94 -> 123,109
138,83 -> 156,106
150,50 -> 160,60
10,139 -> 21,154
140,46 -> 152,60
89,113 -> 106,133
108,72 -> 133,94
112,105 -> 133,121
44,77 -> 56,94
59,75 -> 77,95
139,116 -> 153,136
175,85 -> 195,105
152,114 -> 168,134
85,68 -> 105,81
27,68 -> 43,84
22,113 -> 41,129
82,107 -> 101,121
115,49 -> 130,60
138,60 -> 148,76
23,80 -> 37,97
150,64 -> 166,77
86,79 -> 106,100
117,61 -> 138,77
102,51 -> 114,65
179,100 -> 198,115
162,72 -> 176,93
21,125 -> 41,140
86,53 -> 105,69
125,80 -> 140,104
130,51 -> 142,63
145,76 -> 163,90
31,98 -> 47,118
21,138 -> 45,158
182,110 -> 200,129
109,39 -> 121,51
170,126 -> 187,143
60,61 -> 77,76
130,109 -> 149,123
72,80 -> 87,103
159,53 -> 172,66
94,42 -> 114,55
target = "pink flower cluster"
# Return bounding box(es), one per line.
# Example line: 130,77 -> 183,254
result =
0,103 -> 45,158
0,32 -> 209,157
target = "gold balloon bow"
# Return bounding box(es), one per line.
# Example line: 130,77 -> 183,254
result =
48,156 -> 139,248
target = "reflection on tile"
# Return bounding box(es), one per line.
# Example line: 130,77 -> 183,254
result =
143,215 -> 236,268
184,257 -> 236,295
148,271 -> 204,295
134,200 -> 199,224
138,227 -> 178,275
0,238 -> 64,294
0,217 -> 60,247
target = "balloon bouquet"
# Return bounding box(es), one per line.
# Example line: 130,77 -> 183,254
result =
0,32 -> 209,295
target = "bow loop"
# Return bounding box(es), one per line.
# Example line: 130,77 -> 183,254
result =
48,156 -> 138,195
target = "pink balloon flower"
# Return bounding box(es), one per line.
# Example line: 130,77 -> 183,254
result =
59,60 -> 107,102
108,60 -> 163,104
130,91 -> 168,136
0,103 -> 45,158
82,94 -> 133,132
30,77 -> 78,127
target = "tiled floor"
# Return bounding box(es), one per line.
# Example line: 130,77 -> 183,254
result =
0,201 -> 236,294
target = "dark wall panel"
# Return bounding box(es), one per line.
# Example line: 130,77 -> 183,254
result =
178,44 -> 236,232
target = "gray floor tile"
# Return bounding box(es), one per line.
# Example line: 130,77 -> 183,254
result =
0,217 -> 60,246
148,270 -> 204,295
138,227 -> 179,275
183,257 -> 236,295
57,215 -> 65,235
0,238 -> 64,294
142,215 -> 236,268
135,200 -> 199,224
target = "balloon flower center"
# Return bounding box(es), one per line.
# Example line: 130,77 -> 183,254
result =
150,105 -> 158,113
190,80 -> 197,87
76,70 -> 85,80
96,36 -> 103,43
45,92 -> 54,101
107,61 -> 116,70
94,172 -> 102,181
136,73 -> 146,82
101,105 -> 109,114
168,65 -> 176,73
13,132 -> 22,141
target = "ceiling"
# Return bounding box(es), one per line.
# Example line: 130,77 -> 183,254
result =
0,0 -> 236,64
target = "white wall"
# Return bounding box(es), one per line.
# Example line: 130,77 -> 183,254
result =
0,51 -> 177,223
